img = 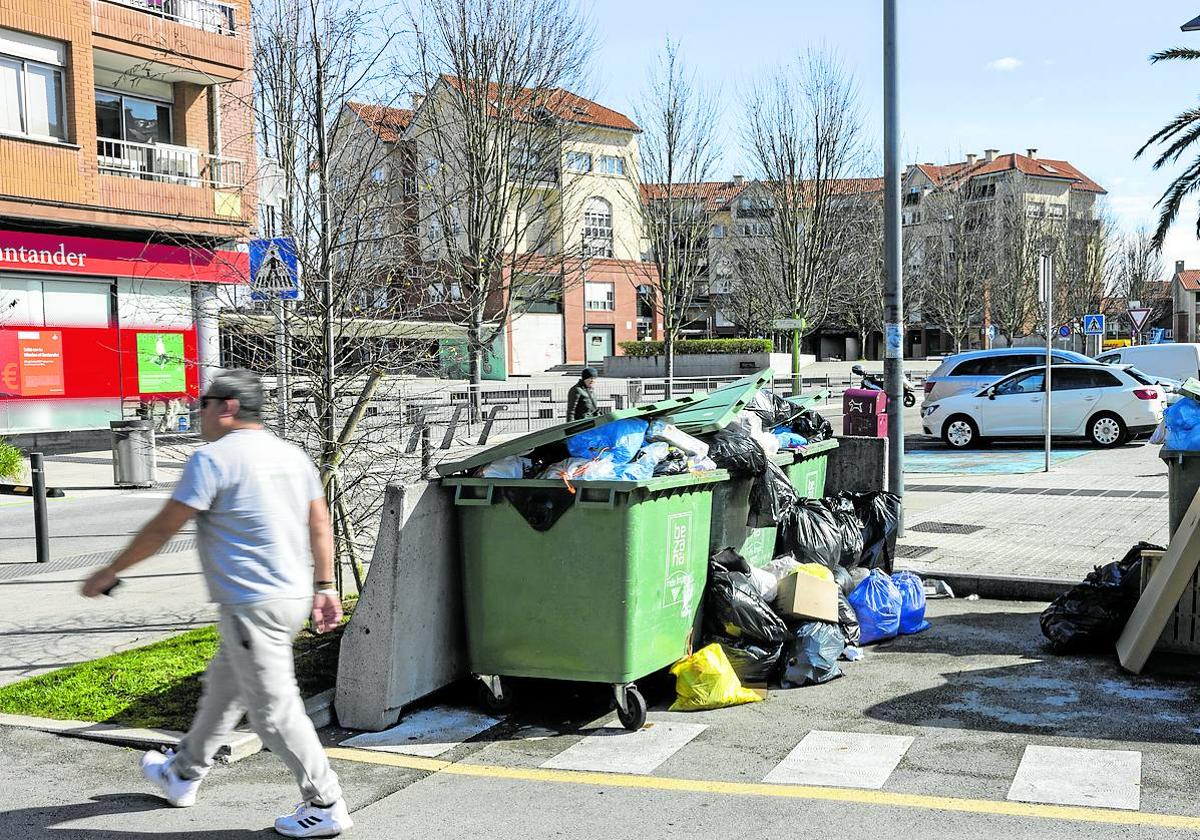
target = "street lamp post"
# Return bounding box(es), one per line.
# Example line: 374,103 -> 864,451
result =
1041,252 -> 1054,473
883,0 -> 905,520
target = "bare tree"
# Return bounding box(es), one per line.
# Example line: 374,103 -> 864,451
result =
987,177 -> 1065,344
1112,227 -> 1170,333
631,41 -> 721,393
403,0 -> 595,399
832,192 -> 887,359
740,50 -> 866,386
1058,202 -> 1116,336
915,186 -> 990,353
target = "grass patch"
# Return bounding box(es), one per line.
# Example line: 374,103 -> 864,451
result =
0,598 -> 356,731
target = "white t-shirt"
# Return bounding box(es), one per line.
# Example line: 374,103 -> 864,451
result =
172,429 -> 324,605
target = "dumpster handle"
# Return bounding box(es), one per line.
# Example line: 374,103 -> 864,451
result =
454,484 -> 494,506
575,486 -> 617,508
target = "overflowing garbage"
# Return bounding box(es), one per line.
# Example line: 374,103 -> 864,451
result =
1040,542 -> 1163,653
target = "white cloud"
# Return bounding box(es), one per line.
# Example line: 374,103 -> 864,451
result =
986,56 -> 1023,72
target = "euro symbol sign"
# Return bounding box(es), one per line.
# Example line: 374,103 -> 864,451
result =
1,362 -> 18,393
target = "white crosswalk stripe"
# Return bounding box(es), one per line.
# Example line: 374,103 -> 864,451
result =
1008,745 -> 1142,811
763,730 -> 914,789
540,720 -> 708,775
339,706 -> 503,758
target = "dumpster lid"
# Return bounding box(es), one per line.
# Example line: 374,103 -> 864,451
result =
434,368 -> 773,477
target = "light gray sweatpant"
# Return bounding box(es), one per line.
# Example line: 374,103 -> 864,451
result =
175,597 -> 342,806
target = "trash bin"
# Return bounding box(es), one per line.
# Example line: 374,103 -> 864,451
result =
443,470 -> 724,730
110,419 -> 157,488
708,440 -> 840,568
436,370 -> 776,730
843,388 -> 887,437
1159,448 -> 1200,539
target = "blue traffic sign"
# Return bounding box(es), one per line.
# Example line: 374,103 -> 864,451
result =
1082,314 -> 1105,336
249,238 -> 300,301
1058,325 -> 1071,338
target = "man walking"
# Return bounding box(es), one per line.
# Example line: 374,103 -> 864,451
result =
566,367 -> 600,421
83,369 -> 351,838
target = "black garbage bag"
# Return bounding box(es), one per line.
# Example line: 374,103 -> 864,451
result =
776,499 -> 842,569
822,496 -> 866,569
719,638 -> 785,685
780,621 -> 844,687
653,447 -> 689,476
1040,541 -> 1162,653
792,409 -> 833,443
831,564 -> 855,596
748,459 -> 797,528
840,491 -> 902,572
711,546 -> 751,573
838,591 -> 861,646
708,422 -> 768,474
746,389 -> 803,429
704,561 -> 788,648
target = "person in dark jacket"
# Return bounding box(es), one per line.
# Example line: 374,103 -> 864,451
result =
566,368 -> 600,420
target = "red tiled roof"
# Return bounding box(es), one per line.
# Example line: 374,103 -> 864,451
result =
440,76 -> 639,132
913,154 -> 1105,194
641,177 -> 882,208
1177,270 -> 1200,291
345,101 -> 414,143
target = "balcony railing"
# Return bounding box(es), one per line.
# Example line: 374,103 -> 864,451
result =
97,138 -> 245,189
102,0 -> 236,35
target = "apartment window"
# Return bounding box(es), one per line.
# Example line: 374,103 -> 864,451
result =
373,287 -> 390,308
512,273 -> 562,314
1025,200 -> 1044,218
0,29 -> 67,141
711,224 -> 726,238
583,196 -> 613,258
1049,203 -> 1066,218
95,89 -> 172,144
585,281 -> 615,311
902,191 -> 920,206
740,222 -> 769,237
424,157 -> 440,179
402,174 -> 417,195
598,155 -> 624,176
371,166 -> 387,183
565,151 -> 592,173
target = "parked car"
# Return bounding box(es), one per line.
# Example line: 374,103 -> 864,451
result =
922,348 -> 1096,403
920,363 -> 1164,449
1095,343 -> 1200,384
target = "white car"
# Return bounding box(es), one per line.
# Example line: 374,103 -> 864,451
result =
920,363 -> 1164,449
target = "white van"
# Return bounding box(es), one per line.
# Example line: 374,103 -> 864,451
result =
1095,344 -> 1200,382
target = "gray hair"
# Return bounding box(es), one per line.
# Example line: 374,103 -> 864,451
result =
205,368 -> 264,421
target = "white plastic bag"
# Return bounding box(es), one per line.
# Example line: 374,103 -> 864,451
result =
764,554 -> 801,583
737,413 -> 779,457
748,565 -> 780,602
538,457 -> 616,482
647,419 -> 710,459
478,455 -> 531,479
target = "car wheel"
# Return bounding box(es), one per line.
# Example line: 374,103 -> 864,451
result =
942,415 -> 979,449
1087,412 -> 1126,448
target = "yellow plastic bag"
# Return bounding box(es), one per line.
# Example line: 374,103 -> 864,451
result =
669,644 -> 764,711
795,563 -> 834,583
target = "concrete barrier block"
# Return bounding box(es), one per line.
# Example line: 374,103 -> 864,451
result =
824,436 -> 888,495
334,482 -> 466,731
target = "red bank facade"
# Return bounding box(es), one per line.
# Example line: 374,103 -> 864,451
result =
0,1 -> 257,445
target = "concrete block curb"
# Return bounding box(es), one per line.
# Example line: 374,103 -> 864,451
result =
0,692 -> 336,760
921,571 -> 1074,603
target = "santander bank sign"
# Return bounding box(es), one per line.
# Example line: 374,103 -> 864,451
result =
0,230 -> 249,284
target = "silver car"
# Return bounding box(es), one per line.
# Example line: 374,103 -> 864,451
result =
922,348 -> 1096,403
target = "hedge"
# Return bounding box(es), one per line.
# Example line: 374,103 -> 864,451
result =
618,338 -> 774,357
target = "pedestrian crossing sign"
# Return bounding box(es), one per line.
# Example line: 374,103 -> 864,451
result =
249,237 -> 300,301
1083,314 -> 1104,336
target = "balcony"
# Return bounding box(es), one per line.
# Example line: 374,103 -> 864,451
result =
101,0 -> 237,35
97,138 -> 244,189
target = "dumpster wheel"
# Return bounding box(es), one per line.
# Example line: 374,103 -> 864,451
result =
474,675 -> 515,713
614,683 -> 647,730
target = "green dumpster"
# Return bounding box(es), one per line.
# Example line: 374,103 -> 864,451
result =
783,438 -> 839,499
442,470 -> 726,729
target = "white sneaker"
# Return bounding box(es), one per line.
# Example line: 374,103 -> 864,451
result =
274,800 -> 353,837
140,749 -> 205,807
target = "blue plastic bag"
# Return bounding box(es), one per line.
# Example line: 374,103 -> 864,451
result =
774,431 -> 809,449
847,569 -> 901,644
1165,398 -> 1200,450
891,571 -> 930,635
566,419 -> 648,464
612,442 -> 670,481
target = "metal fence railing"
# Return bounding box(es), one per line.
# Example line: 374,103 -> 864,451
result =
103,0 -> 237,34
97,139 -> 245,189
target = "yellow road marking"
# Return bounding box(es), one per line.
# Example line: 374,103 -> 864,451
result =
326,746 -> 1200,831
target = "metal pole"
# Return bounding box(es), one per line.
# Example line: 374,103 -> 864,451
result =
1043,253 -> 1053,473
274,297 -> 289,436
883,0 -> 905,522
30,451 -> 48,564
525,384 -> 533,431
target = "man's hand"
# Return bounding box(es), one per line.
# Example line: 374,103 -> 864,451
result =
82,566 -> 119,598
312,591 -> 343,633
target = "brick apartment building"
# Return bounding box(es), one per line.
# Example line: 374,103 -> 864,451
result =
0,0 -> 255,445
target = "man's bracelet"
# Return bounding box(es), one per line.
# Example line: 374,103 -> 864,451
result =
315,588 -> 339,597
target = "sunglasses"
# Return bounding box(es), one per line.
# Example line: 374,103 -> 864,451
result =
199,396 -> 228,408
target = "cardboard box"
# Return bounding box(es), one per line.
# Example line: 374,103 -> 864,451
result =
774,571 -> 839,623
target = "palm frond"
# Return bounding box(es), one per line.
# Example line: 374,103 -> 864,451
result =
1150,47 -> 1200,64
1135,106 -> 1200,159
1153,119 -> 1200,169
1150,153 -> 1200,250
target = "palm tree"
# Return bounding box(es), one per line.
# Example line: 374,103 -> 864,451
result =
1136,47 -> 1200,250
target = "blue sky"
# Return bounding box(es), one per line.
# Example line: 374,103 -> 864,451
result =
587,0 -> 1200,273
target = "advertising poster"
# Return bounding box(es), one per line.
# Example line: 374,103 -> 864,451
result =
0,330 -> 65,397
136,333 -> 187,393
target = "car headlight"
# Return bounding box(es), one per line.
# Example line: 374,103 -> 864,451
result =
921,403 -> 940,418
